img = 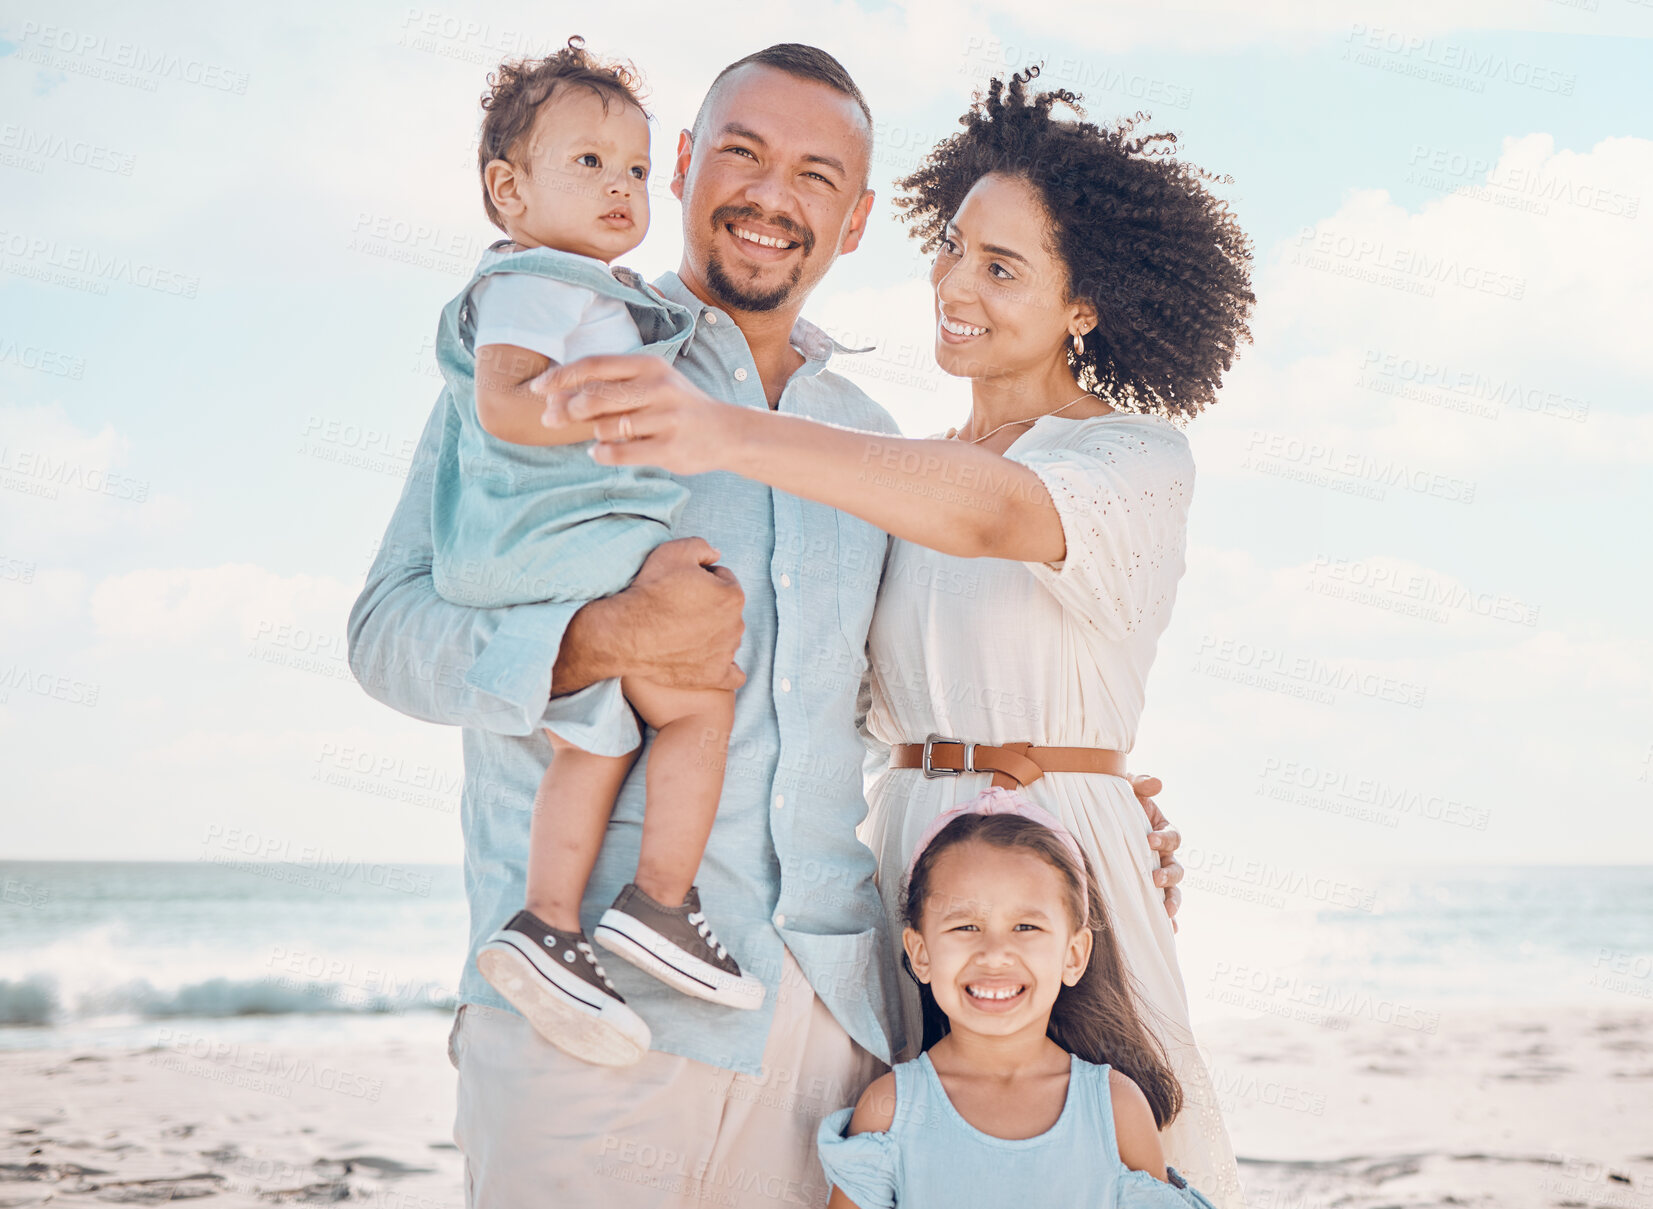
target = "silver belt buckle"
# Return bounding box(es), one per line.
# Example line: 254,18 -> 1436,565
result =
921,733 -> 975,779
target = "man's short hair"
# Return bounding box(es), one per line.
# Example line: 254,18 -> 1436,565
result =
692,43 -> 873,173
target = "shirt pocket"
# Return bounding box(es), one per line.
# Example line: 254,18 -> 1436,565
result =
835,512 -> 886,655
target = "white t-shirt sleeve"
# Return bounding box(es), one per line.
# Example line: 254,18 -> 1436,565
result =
1005,417 -> 1194,642
470,272 -> 629,364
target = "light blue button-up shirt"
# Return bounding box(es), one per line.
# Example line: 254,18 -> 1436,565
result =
348,271 -> 904,1073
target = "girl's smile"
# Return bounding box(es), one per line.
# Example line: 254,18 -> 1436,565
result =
960,978 -> 1028,1012
906,841 -> 1090,1041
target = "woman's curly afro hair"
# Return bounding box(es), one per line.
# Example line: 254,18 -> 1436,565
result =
895,67 -> 1255,419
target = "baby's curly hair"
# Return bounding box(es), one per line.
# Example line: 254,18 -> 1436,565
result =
896,68 -> 1255,419
477,36 -> 649,232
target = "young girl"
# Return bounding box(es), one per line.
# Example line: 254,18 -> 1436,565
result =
432,38 -> 762,1068
818,788 -> 1218,1207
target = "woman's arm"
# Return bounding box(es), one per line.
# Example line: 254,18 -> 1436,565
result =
725,407 -> 1066,562
537,354 -> 1067,563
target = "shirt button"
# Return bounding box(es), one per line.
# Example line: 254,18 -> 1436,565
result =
705,311 -> 719,325
734,367 -> 748,382
774,913 -> 786,928
774,794 -> 786,809
779,573 -> 792,588
780,677 -> 791,693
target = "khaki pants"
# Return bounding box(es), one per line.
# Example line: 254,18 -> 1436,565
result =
448,948 -> 884,1208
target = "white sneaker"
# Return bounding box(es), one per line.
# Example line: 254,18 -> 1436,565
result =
594,884 -> 765,1011
476,909 -> 651,1066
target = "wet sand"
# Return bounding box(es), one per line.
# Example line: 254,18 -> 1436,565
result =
4,1004 -> 1650,1207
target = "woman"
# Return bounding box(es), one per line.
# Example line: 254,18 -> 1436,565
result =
546,70 -> 1254,1202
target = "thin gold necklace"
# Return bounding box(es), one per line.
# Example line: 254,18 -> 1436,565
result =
948,392 -> 1095,445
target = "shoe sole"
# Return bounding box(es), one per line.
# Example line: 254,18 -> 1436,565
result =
593,912 -> 765,1011
476,935 -> 650,1067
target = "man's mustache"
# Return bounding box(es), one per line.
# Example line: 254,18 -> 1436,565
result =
711,205 -> 815,255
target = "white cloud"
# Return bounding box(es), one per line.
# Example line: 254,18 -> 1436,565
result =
0,404 -> 188,558
0,567 -> 86,634
999,0 -> 1650,53
1260,135 -> 1651,375
88,563 -> 353,647
3,557 -> 448,860
1198,134 -> 1653,477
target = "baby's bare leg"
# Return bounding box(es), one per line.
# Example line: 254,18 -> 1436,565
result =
620,678 -> 736,907
525,734 -> 639,932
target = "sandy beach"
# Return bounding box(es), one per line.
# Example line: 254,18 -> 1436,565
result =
0,1016 -> 463,1209
4,1003 -> 1650,1208
1201,1003 -> 1653,1208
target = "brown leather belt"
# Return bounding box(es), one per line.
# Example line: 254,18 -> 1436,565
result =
889,734 -> 1127,791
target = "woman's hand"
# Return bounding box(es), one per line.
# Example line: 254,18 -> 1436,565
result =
532,353 -> 745,476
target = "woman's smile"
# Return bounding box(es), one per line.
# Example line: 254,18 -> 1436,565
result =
938,312 -> 989,343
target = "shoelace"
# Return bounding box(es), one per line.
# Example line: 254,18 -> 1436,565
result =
686,911 -> 728,961
575,940 -> 617,992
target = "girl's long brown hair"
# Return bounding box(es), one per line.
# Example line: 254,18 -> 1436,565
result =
901,811 -> 1184,1128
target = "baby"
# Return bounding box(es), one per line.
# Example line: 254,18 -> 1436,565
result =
428,36 -> 761,1067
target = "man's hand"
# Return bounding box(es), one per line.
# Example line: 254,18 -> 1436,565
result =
552,538 -> 745,696
1131,774 -> 1184,931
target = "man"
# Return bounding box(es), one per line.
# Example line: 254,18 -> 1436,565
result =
348,44 -> 1184,1208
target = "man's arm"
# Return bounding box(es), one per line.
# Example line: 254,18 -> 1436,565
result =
550,542 -> 746,696
345,395 -> 743,737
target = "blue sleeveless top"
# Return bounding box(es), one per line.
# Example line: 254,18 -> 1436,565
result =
429,242 -> 697,610
817,1053 -> 1218,1209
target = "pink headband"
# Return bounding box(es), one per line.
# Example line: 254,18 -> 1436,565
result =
904,787 -> 1091,924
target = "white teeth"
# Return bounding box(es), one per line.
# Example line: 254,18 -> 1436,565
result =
966,985 -> 1023,1001
941,316 -> 987,337
732,225 -> 793,249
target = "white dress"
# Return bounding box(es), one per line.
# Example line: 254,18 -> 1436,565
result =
859,411 -> 1244,1207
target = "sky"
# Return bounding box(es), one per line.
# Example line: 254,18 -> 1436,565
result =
1,0 -> 1649,871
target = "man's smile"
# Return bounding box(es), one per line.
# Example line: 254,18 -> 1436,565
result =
730,224 -> 796,250
724,221 -> 802,262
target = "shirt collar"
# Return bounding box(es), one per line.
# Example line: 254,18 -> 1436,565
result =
651,270 -> 871,377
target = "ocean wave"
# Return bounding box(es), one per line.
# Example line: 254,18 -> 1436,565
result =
0,972 -> 457,1027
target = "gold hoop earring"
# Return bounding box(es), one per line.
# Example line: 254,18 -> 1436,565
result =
1071,331 -> 1084,356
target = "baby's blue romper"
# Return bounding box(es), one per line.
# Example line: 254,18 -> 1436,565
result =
817,1053 -> 1221,1208
430,241 -> 695,612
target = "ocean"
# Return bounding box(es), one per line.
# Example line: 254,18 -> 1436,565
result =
0,860 -> 467,1051
3,861 -> 1650,1051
